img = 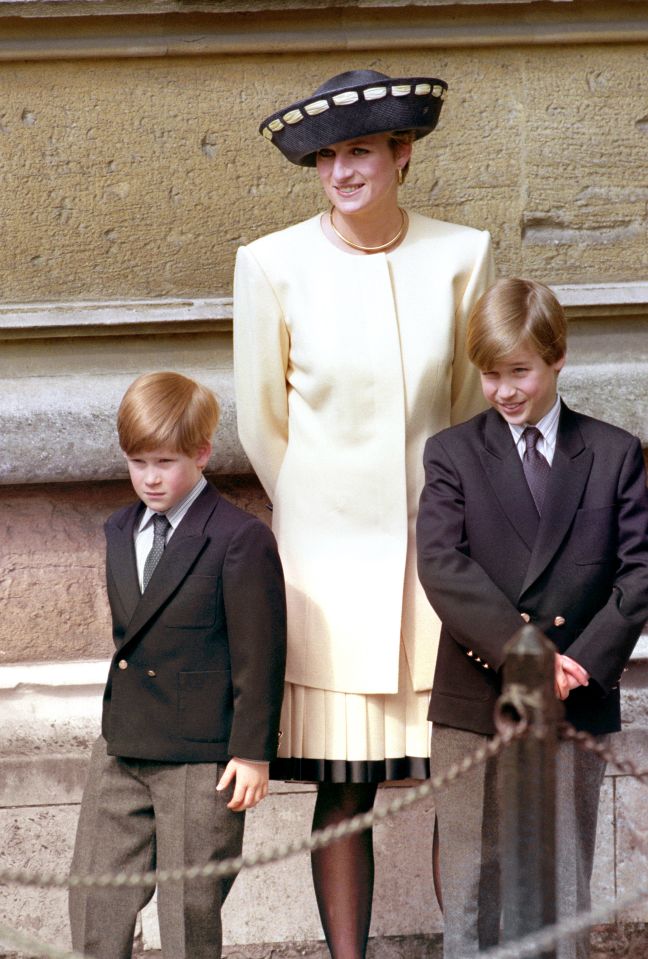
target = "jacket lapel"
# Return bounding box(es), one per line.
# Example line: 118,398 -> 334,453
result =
105,503 -> 144,624
519,402 -> 593,597
479,409 -> 540,551
118,484 -> 221,650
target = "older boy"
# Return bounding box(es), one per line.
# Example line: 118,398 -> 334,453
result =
416,278 -> 648,958
69,372 -> 286,959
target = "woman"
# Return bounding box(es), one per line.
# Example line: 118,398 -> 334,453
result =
233,69 -> 494,958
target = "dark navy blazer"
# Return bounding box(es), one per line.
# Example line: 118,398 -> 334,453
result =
417,402 -> 648,736
102,483 -> 287,763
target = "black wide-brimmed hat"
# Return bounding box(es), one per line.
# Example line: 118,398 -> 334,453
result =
259,69 -> 447,166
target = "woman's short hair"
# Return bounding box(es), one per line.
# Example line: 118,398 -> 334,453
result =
117,372 -> 220,456
467,278 -> 567,370
388,129 -> 416,181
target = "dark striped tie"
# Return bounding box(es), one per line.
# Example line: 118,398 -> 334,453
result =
522,426 -> 550,514
142,513 -> 171,591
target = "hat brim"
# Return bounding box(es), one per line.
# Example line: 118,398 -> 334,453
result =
260,76 -> 447,166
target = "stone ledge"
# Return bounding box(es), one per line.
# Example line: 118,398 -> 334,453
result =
0,298 -> 232,341
1,360 -> 645,486
0,658 -> 108,687
0,369 -> 248,484
2,284 -> 648,342
553,281 -> 648,320
0,284 -> 647,485
0,1 -> 647,62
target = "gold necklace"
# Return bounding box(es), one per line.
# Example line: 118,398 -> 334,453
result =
329,207 -> 407,253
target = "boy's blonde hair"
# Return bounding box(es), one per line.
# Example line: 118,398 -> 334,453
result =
467,278 -> 567,370
117,372 -> 220,456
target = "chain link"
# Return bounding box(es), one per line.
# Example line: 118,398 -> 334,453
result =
559,722 -> 648,781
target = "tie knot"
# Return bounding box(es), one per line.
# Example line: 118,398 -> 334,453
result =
523,426 -> 543,451
152,513 -> 171,536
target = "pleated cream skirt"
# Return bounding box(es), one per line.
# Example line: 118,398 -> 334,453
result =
271,643 -> 431,783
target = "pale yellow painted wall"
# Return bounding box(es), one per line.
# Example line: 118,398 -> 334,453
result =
1,44 -> 647,302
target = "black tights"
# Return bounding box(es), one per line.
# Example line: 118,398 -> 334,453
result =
311,782 -> 379,959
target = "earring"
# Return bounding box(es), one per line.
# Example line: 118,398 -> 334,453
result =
397,168 -> 404,186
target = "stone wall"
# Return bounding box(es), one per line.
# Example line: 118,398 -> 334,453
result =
2,14 -> 648,300
1,1 -> 647,955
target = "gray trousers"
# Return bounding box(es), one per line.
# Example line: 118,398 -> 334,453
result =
69,736 -> 245,959
431,724 -> 607,959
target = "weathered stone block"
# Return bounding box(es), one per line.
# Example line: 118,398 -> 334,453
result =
612,775 -> 648,922
0,805 -> 78,954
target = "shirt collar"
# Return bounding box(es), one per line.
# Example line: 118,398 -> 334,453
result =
138,475 -> 207,533
508,393 -> 561,445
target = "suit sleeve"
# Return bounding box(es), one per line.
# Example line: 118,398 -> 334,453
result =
450,229 -> 494,427
564,436 -> 648,692
233,244 -> 290,502
222,519 -> 287,761
416,434 -> 528,671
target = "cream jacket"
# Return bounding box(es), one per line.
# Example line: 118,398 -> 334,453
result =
233,211 -> 495,694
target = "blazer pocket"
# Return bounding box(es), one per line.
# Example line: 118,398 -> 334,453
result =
165,575 -> 220,629
434,686 -> 493,704
178,669 -> 232,742
571,506 -> 616,565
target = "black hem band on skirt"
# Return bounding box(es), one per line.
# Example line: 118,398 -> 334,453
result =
270,755 -> 430,784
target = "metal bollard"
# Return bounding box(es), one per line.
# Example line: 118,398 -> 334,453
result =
496,623 -> 562,959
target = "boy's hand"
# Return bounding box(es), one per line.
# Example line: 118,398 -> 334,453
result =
554,653 -> 589,700
561,655 -> 590,688
216,758 -> 269,811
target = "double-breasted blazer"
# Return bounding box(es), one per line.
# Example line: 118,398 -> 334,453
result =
416,402 -> 648,735
234,211 -> 494,695
102,483 -> 287,763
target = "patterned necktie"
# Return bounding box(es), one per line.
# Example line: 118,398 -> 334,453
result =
522,426 -> 551,515
142,513 -> 171,591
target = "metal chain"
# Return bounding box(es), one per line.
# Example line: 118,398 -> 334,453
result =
0,723 -> 526,893
559,722 -> 648,781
